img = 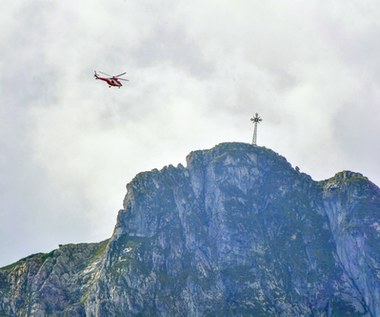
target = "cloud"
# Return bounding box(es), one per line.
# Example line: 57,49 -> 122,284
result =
0,0 -> 379,266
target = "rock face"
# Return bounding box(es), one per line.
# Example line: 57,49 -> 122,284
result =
1,142 -> 380,316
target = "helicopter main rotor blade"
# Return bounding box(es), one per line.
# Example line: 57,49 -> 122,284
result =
115,72 -> 126,78
99,71 -> 112,77
118,78 -> 129,81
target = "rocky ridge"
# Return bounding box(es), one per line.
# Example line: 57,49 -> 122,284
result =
1,142 -> 379,316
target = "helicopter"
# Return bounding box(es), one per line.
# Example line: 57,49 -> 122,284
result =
94,71 -> 129,88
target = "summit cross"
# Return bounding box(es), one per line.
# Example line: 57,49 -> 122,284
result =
250,113 -> 262,146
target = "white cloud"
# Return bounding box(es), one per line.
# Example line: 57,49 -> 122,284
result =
1,0 -> 379,266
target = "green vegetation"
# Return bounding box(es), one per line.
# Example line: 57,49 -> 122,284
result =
94,239 -> 110,259
1,251 -> 55,272
320,171 -> 369,188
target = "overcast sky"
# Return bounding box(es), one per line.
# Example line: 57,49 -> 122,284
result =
0,0 -> 379,267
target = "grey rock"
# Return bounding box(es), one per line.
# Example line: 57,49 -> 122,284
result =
1,142 -> 379,316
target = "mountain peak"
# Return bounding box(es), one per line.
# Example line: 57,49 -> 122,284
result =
1,142 -> 380,316
186,142 -> 288,166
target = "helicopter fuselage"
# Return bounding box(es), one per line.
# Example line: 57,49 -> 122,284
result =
96,76 -> 122,87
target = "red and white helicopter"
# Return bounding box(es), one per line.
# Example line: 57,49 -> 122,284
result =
94,71 -> 129,88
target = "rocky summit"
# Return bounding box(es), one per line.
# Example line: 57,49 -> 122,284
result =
1,142 -> 380,316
